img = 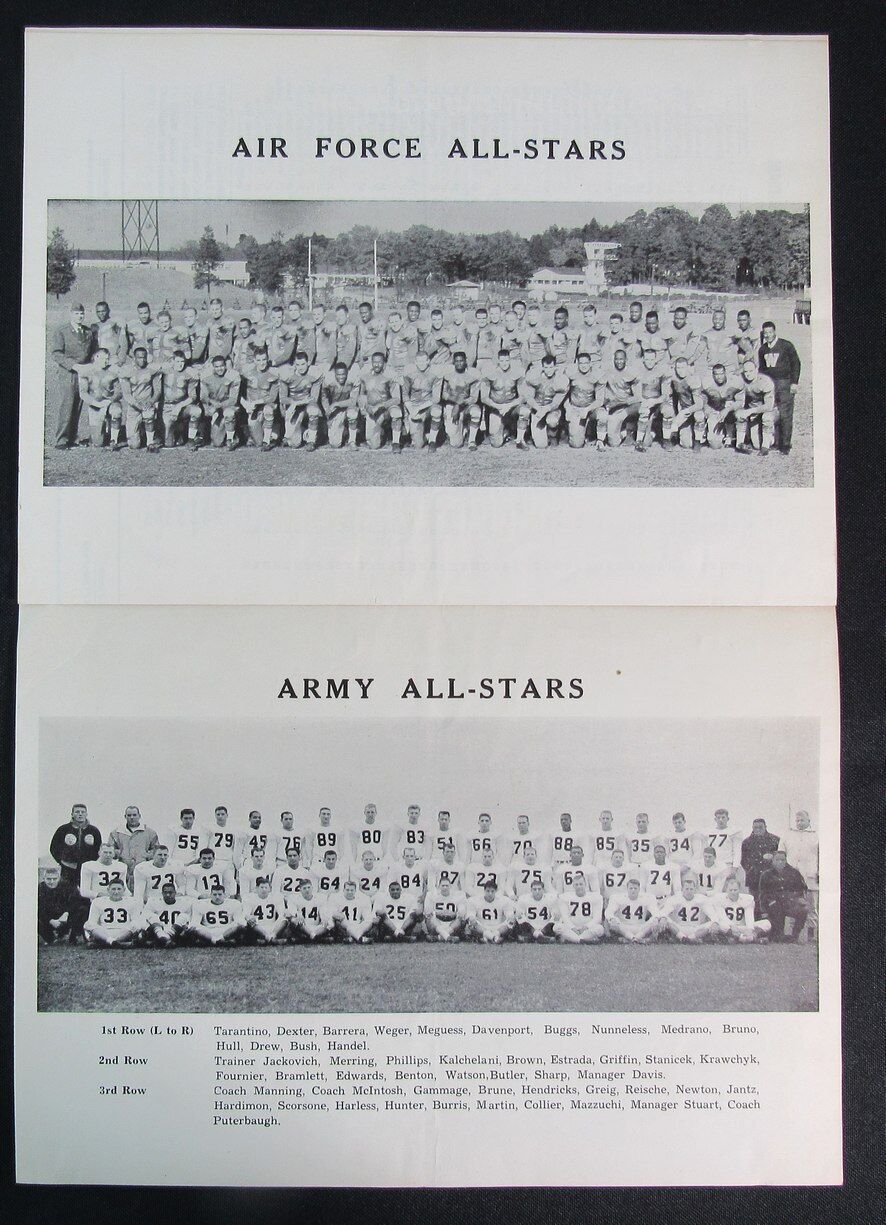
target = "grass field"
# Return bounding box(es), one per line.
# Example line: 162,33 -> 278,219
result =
37,941 -> 818,1014
43,276 -> 814,488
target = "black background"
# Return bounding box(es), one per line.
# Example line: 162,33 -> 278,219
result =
0,4 -> 882,1223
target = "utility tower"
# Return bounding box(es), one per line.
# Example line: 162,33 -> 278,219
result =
121,200 -> 160,264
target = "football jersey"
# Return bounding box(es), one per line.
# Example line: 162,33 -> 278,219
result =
429,831 -> 461,860
718,892 -> 757,931
699,827 -> 739,867
642,861 -> 681,901
87,896 -> 141,932
574,324 -> 606,360
601,364 -> 640,405
142,895 -> 193,928
700,326 -> 734,369
627,833 -> 657,865
660,893 -> 718,929
231,332 -> 259,371
183,863 -> 237,899
376,892 -> 421,927
440,365 -> 481,405
740,373 -> 775,410
546,327 -> 573,366
239,862 -> 276,898
307,824 -> 344,864
361,370 -> 401,411
93,317 -> 127,360
731,327 -> 760,366
508,864 -> 552,897
637,364 -> 672,401
79,366 -> 121,404
80,859 -> 128,900
558,891 -> 604,927
498,329 -> 524,361
700,374 -> 743,410
357,317 -> 386,362
474,324 -> 500,364
598,861 -> 631,899
185,324 -> 209,365
206,316 -> 236,359
429,859 -> 465,892
238,830 -> 279,866
552,864 -> 600,895
666,832 -> 696,865
279,363 -> 322,405
152,325 -> 190,364
241,367 -> 279,407
265,325 -> 296,367
355,865 -> 385,897
605,891 -> 658,928
464,831 -> 500,863
119,361 -> 160,406
663,323 -> 699,363
506,833 -> 539,863
243,892 -> 287,925
334,322 -> 358,368
194,897 -> 243,928
314,867 -> 346,896
198,367 -> 241,408
289,895 -> 330,927
276,829 -> 307,863
394,822 -> 432,859
202,823 -> 237,863
159,364 -> 196,404
272,865 -> 313,899
671,372 -> 701,409
401,364 -> 441,408
425,889 -> 466,924
126,317 -> 158,353
384,327 -> 414,371
692,861 -> 737,894
637,329 -> 670,361
467,895 -> 514,927
350,823 -> 388,859
464,862 -> 508,896
132,860 -> 182,904
523,368 -> 570,408
481,365 -> 523,405
386,863 -> 427,897
334,894 -> 374,926
321,371 -> 359,414
165,824 -> 203,865
547,832 -> 591,865
566,365 -> 602,408
591,832 -> 627,862
422,327 -> 453,366
515,891 -> 559,925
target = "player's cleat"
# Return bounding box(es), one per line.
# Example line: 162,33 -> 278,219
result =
305,440 -> 316,452
349,439 -> 359,450
391,442 -> 401,453
516,438 -> 527,450
735,443 -> 751,454
635,442 -> 646,452
147,442 -> 161,453
661,439 -> 673,450
692,441 -> 703,451
54,442 -> 69,450
427,440 -> 437,453
190,441 -> 200,452
227,439 -> 240,451
759,447 -> 770,457
261,442 -> 274,452
468,441 -> 478,452
594,440 -> 605,452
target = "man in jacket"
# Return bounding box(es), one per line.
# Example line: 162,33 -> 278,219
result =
50,302 -> 95,448
109,806 -> 159,890
758,321 -> 801,453
38,864 -> 89,943
740,818 -> 781,897
759,849 -> 810,942
49,803 -> 102,886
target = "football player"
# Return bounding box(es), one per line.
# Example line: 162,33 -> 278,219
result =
437,351 -> 480,451
240,348 -> 280,450
400,349 -> 441,449
641,843 -> 681,903
243,877 -> 289,944
277,811 -> 307,864
93,300 -> 127,363
356,301 -> 386,368
203,806 -> 238,865
265,304 -> 296,367
321,361 -> 361,448
465,883 -> 515,943
350,803 -> 388,860
658,875 -> 720,942
552,845 -> 599,896
140,881 -> 193,947
699,808 -> 740,867
77,347 -> 122,448
464,813 -> 501,865
698,308 -> 734,371
547,812 -> 590,866
697,363 -> 744,448
564,351 -> 602,448
465,847 -> 508,898
183,848 -> 237,900
546,306 -> 572,367
507,814 -> 538,864
592,810 -> 626,863
423,878 -> 467,942
332,880 -> 376,943
182,304 -> 208,365
593,348 -> 640,450
662,356 -> 704,449
190,885 -> 245,945
306,807 -> 343,866
312,304 -> 338,371
598,847 -> 631,903
429,842 -> 465,893
514,878 -> 560,942
375,880 -> 423,941
80,843 -> 128,901
394,805 -> 431,860
132,845 -> 181,905
519,354 -> 569,449
118,345 -> 161,451
313,848 -> 345,898
355,849 -> 385,900
126,301 -> 158,356
198,353 -> 242,450
277,351 -> 322,449
666,813 -> 696,865
554,873 -> 605,943
478,349 -> 523,449
84,880 -> 142,947
605,877 -> 661,943
387,845 -> 427,898
272,847 -> 312,903
359,351 -> 403,451
238,811 -> 278,867
430,810 -> 460,860
287,880 -> 333,942
734,359 -> 777,454
239,846 -> 276,899
635,347 -> 672,452
508,845 -> 552,899
159,349 -> 199,448
716,877 -> 771,943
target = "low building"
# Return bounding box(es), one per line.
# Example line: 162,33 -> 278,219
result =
446,280 -> 482,302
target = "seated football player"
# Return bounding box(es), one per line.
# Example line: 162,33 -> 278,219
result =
592,810 -> 627,863
717,877 -> 771,943
333,880 -> 377,943
605,877 -> 661,943
658,875 -> 721,942
553,845 -> 600,896
429,842 -> 465,894
132,845 -> 182,905
508,845 -> 552,899
465,847 -> 508,899
394,804 -> 431,861
84,880 -> 142,947
355,849 -> 385,901
465,883 -> 515,944
554,873 -> 605,944
641,842 -> 682,903
80,842 -> 129,901
243,877 -> 289,944
140,881 -> 194,947
666,812 -> 696,865
183,848 -> 238,901
423,878 -> 468,942
239,846 -> 275,899
514,878 -> 560,943
350,802 -> 389,861
189,885 -> 246,945
287,880 -> 333,942
375,880 -> 423,941
464,812 -> 500,864
273,847 -> 312,903
387,845 -> 427,898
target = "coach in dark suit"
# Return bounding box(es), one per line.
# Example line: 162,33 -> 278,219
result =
50,302 -> 94,448
758,321 -> 801,454
759,850 -> 810,942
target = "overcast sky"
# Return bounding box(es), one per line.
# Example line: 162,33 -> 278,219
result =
40,715 -> 816,846
48,199 -> 804,249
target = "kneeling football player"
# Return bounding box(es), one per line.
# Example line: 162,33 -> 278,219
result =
84,879 -> 142,947
189,885 -> 245,945
554,873 -> 605,943
141,881 -> 194,946
465,882 -> 515,943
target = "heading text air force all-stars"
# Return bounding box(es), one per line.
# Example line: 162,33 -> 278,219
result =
50,297 -> 802,456
39,805 -> 818,948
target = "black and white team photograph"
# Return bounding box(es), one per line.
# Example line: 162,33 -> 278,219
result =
44,199 -> 813,489
36,714 -> 820,1015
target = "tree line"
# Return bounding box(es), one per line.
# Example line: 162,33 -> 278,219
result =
47,205 -> 810,299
